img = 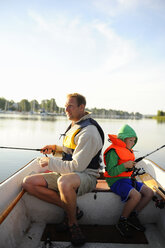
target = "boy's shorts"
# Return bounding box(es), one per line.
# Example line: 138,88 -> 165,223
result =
110,178 -> 144,202
42,171 -> 97,197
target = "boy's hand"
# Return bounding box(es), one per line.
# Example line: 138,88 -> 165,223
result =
124,161 -> 136,169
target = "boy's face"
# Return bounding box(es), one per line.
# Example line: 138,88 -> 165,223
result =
124,137 -> 136,149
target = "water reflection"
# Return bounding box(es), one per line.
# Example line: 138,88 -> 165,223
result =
152,116 -> 165,124
0,115 -> 165,182
0,113 -> 61,122
156,119 -> 165,124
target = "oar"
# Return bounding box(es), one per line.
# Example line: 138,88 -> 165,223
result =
0,189 -> 25,224
135,144 -> 165,163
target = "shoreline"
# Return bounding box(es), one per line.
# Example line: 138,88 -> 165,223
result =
0,111 -> 146,120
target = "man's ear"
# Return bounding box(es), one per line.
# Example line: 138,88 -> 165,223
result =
79,104 -> 85,112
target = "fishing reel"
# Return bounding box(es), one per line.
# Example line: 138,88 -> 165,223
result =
127,167 -> 145,176
152,196 -> 165,209
132,167 -> 145,177
130,167 -> 145,188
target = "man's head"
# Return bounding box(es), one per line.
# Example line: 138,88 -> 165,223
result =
65,93 -> 86,121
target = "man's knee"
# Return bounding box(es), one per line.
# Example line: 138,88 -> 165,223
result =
57,174 -> 80,194
22,174 -> 47,191
22,176 -> 31,191
57,176 -> 70,193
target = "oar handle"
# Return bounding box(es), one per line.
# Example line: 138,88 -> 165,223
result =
0,189 -> 25,224
153,186 -> 165,201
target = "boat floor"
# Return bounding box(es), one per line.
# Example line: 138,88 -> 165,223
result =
41,224 -> 148,244
18,222 -> 165,248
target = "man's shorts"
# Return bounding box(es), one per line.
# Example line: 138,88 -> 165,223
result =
42,171 -> 97,197
110,178 -> 144,202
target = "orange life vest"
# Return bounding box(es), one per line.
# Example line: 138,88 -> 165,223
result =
104,134 -> 135,178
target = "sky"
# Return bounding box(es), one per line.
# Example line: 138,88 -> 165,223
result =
0,0 -> 165,115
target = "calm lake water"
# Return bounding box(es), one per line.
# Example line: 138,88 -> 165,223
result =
0,113 -> 165,183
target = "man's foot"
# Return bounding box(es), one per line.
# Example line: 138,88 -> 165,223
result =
116,218 -> 133,238
55,206 -> 83,232
69,224 -> 86,246
127,212 -> 145,232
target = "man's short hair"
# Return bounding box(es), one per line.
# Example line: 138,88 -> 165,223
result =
67,93 -> 86,107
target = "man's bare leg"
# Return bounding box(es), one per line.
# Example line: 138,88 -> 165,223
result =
57,173 -> 86,245
57,173 -> 81,226
22,174 -> 63,207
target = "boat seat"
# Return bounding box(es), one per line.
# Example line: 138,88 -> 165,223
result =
93,179 -> 111,193
92,172 -> 111,192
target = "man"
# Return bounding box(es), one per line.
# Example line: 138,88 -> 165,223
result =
22,93 -> 104,246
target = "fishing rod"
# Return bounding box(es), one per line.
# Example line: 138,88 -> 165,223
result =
127,144 -> 165,173
0,146 -> 50,157
0,146 -> 41,152
130,145 -> 165,201
135,144 -> 165,163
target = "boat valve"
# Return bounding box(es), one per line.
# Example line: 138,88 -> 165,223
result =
152,196 -> 165,209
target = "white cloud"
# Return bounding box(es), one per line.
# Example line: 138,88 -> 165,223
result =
92,21 -> 137,72
28,10 -> 49,31
93,0 -> 165,17
27,10 -> 137,74
93,0 -> 139,17
1,1 -> 165,115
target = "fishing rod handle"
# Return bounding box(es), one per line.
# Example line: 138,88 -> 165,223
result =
135,157 -> 144,163
126,157 -> 143,171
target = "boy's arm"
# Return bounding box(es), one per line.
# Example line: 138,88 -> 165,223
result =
105,149 -> 126,176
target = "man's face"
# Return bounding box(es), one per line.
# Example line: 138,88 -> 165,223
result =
65,97 -> 84,121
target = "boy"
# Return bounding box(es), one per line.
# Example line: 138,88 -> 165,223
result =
104,124 -> 154,238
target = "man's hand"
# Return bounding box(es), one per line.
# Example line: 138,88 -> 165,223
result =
38,157 -> 50,167
124,160 -> 136,169
40,145 -> 56,154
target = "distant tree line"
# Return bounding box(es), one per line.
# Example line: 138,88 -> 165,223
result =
157,110 -> 165,116
88,107 -> 143,119
0,97 -> 143,118
0,97 -> 60,113
152,110 -> 165,123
